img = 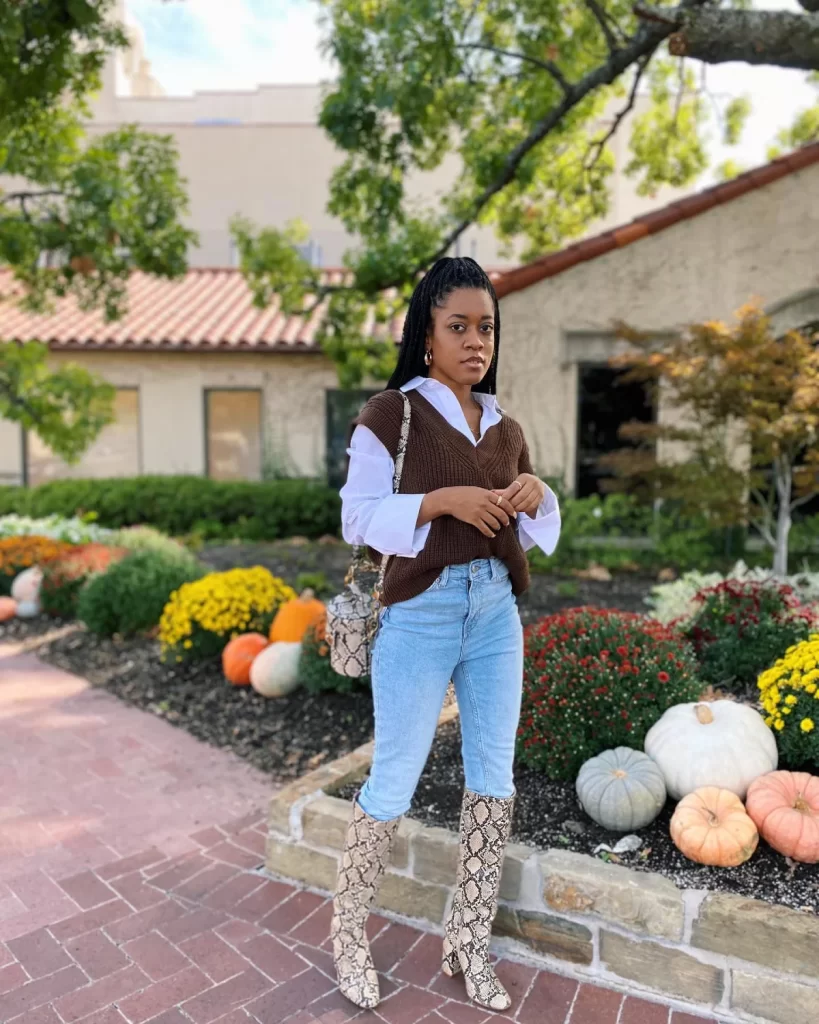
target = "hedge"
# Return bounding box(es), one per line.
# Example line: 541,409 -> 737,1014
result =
0,476 -> 341,541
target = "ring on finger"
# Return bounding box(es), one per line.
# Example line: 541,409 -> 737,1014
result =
513,480 -> 523,493
496,494 -> 504,506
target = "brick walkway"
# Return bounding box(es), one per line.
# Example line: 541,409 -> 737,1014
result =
0,644 -> 720,1024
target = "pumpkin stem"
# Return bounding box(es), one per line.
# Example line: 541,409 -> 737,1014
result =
300,588 -> 315,601
794,795 -> 810,813
612,769 -> 628,779
695,704 -> 714,725
707,811 -> 719,827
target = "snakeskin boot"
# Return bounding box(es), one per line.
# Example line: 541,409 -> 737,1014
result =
441,789 -> 515,1011
331,800 -> 400,1009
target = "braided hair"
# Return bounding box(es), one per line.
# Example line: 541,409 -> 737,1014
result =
386,257 -> 501,395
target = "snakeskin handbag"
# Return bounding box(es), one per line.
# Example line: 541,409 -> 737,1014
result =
326,392 -> 412,678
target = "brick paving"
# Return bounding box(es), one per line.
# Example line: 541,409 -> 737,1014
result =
0,644 -> 723,1024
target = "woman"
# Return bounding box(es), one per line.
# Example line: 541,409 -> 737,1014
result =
333,257 -> 560,1012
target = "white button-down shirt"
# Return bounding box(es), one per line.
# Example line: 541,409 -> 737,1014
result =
339,376 -> 561,558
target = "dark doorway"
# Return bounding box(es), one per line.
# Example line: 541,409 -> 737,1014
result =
575,365 -> 655,498
325,388 -> 380,490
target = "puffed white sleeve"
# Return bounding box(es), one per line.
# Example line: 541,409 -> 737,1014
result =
339,424 -> 431,557
517,484 -> 561,555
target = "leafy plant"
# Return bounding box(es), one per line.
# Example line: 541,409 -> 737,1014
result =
78,549 -> 205,638
295,572 -> 334,599
298,622 -> 368,695
0,513 -> 114,544
159,567 -> 296,663
517,607 -> 701,780
40,543 -> 128,618
759,634 -> 819,770
0,535 -> 72,595
682,579 -> 816,695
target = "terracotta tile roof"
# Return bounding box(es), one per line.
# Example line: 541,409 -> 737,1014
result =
0,267 -> 405,351
492,142 -> 819,299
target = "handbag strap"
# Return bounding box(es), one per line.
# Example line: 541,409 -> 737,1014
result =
345,391 -> 412,597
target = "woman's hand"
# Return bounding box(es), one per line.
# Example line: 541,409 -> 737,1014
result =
492,474 -> 546,517
419,487 -> 517,538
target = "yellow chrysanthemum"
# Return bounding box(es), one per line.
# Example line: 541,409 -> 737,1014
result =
801,718 -> 815,733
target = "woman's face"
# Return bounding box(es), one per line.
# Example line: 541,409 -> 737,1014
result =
426,287 -> 495,389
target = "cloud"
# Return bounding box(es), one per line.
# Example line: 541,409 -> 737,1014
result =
126,0 -> 333,94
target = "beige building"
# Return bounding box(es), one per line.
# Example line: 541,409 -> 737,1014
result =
79,1 -> 696,270
2,144 -> 818,495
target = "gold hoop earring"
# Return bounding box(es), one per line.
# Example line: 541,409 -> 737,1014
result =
424,350 -> 432,366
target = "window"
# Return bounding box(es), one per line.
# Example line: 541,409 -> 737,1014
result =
325,389 -> 379,489
205,389 -> 262,481
26,388 -> 140,486
575,365 -> 654,498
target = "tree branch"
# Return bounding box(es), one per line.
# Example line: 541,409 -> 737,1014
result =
585,55 -> 651,171
0,189 -> 63,206
636,6 -> 819,70
798,0 -> 819,14
458,43 -> 571,94
380,0 -> 712,289
584,0 -> 622,52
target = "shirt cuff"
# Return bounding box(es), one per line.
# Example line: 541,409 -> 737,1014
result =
362,493 -> 430,558
517,486 -> 561,555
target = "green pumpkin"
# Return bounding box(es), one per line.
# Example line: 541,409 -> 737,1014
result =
576,747 -> 667,832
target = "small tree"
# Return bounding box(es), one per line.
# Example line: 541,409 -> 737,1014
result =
1,1 -> 195,463
603,304 -> 819,575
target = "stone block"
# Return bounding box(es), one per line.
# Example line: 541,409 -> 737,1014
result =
412,826 -> 459,885
391,818 -> 422,871
376,872 -> 448,923
731,969 -> 819,1024
601,931 -> 723,1005
323,745 -> 373,794
265,838 -> 338,892
692,893 -> 819,980
301,795 -> 351,850
540,850 -> 684,941
500,843 -> 530,902
493,906 -> 593,966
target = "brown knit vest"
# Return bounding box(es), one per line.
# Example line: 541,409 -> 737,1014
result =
355,389 -> 532,605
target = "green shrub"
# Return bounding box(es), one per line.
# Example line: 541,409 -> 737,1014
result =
41,544 -> 129,619
682,579 -> 816,695
78,549 -> 206,637
0,476 -> 340,541
298,623 -> 369,694
517,607 -> 701,780
109,525 -> 192,557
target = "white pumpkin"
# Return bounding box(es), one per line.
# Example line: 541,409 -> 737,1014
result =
12,566 -> 42,604
15,598 -> 41,619
249,641 -> 302,698
577,747 -> 667,832
645,702 -> 777,801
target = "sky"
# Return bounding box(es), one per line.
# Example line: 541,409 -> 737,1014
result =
126,0 -> 817,176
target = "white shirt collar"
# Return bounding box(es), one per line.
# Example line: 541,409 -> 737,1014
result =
399,376 -> 501,444
400,375 -> 500,411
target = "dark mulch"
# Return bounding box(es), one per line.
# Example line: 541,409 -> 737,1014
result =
16,623 -> 374,782
0,615 -> 68,644
339,718 -> 819,914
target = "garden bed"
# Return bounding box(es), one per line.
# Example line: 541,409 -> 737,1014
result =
3,620 -> 374,782
338,717 -> 819,914
199,539 -> 656,624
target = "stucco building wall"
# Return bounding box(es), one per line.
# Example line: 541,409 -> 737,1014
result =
497,163 -> 819,489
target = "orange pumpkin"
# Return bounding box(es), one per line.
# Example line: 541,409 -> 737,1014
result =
0,596 -> 17,622
670,787 -> 759,867
746,771 -> 819,864
222,632 -> 268,686
269,589 -> 325,643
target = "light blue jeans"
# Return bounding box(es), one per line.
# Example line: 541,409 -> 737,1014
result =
358,558 -> 524,822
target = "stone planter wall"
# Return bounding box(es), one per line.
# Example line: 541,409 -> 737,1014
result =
266,738 -> 819,1024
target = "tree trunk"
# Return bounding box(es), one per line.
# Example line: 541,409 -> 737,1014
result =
773,459 -> 793,577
